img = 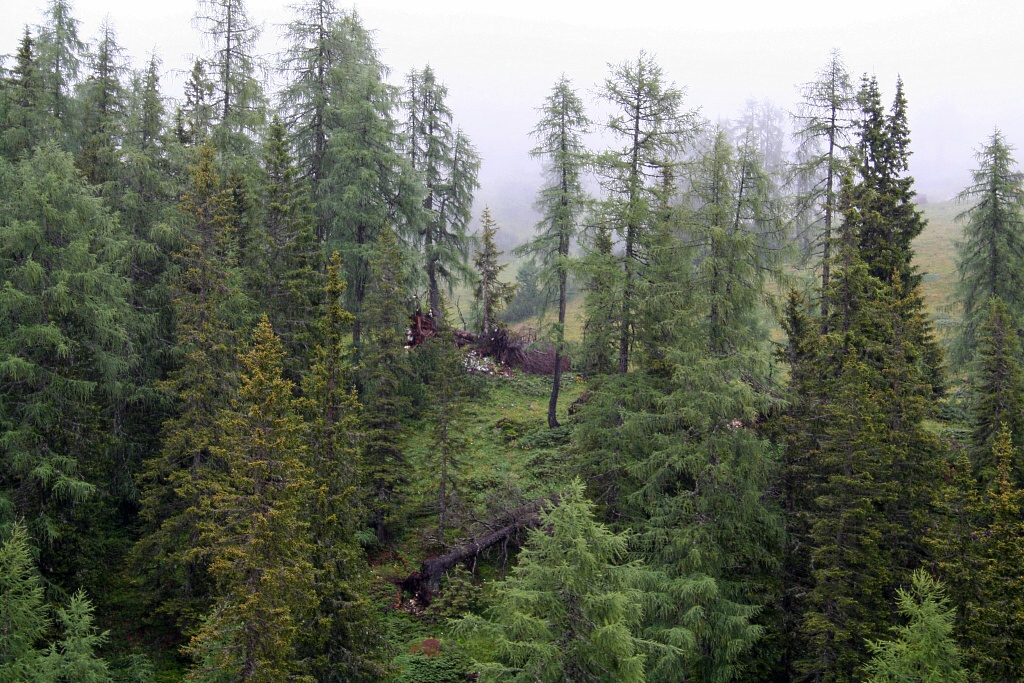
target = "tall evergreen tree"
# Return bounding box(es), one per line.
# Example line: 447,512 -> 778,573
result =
297,252 -> 385,682
968,298 -> 1024,481
402,65 -> 480,318
592,51 -> 697,374
184,317 -> 315,683
133,144 -> 250,631
950,129 -> 1024,366
958,426 -> 1024,683
359,226 -> 414,542
76,18 -> 128,192
0,28 -> 47,161
472,207 -> 516,334
255,115 -> 322,378
520,75 -> 589,426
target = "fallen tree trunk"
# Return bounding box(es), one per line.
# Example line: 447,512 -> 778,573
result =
398,497 -> 556,604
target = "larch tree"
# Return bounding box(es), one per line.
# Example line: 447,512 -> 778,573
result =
194,0 -> 267,157
862,571 -> 968,683
792,49 -> 856,320
592,51 -> 697,374
402,65 -> 480,318
520,75 -> 590,427
0,142 -> 141,547
950,129 -> 1024,367
34,0 -> 85,140
452,480 -> 660,683
322,22 -> 420,350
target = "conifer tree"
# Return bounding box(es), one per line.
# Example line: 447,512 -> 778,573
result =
34,0 -> 85,140
473,207 -> 517,334
0,28 -> 47,161
39,590 -> 112,683
403,65 -> 480,318
958,427 -> 1024,683
793,49 -> 856,318
950,129 -> 1024,366
359,227 -> 414,541
76,18 -> 128,191
862,571 -> 968,683
185,317 -> 315,682
323,31 -> 420,349
968,298 -> 1024,480
298,253 -> 385,682
453,480 -> 659,683
256,115 -> 322,377
178,59 -> 214,146
0,142 -> 141,544
520,75 -> 589,426
592,51 -> 697,374
0,523 -> 48,681
777,221 -> 942,683
133,144 -> 250,630
194,0 -> 266,157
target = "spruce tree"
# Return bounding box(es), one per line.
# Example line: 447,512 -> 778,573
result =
76,18 -> 128,192
133,144 -> 250,631
950,129 -> 1024,366
0,28 -> 47,161
359,226 -> 414,542
968,297 -> 1024,481
297,253 -> 385,682
473,207 -> 517,334
185,317 -> 315,683
959,427 -> 1024,683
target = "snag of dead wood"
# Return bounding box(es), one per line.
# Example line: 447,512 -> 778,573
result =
398,497 -> 558,604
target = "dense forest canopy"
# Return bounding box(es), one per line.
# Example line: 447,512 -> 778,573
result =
2,2 -> 1024,682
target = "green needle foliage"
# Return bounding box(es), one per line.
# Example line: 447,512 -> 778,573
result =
472,208 -> 517,335
950,129 -> 1024,367
185,317 -> 316,682
0,142 -> 141,544
968,298 -> 1024,481
863,570 -> 967,683
453,479 -> 660,683
0,523 -> 49,680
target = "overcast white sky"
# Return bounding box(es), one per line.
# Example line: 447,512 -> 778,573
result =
4,0 -> 1023,233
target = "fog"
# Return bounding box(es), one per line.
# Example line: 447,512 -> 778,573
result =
4,0 -> 1023,239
